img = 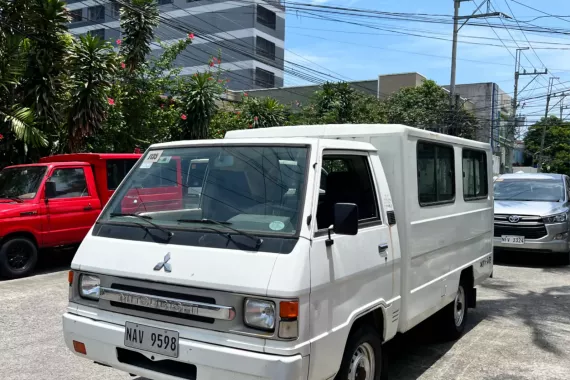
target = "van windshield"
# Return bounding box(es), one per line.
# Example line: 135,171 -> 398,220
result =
99,145 -> 309,236
494,179 -> 564,202
0,166 -> 47,200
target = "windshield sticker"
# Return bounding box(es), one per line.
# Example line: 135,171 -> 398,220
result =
140,162 -> 153,169
269,221 -> 285,231
157,156 -> 171,164
140,150 -> 163,169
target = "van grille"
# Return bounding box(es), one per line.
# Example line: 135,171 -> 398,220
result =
109,283 -> 216,324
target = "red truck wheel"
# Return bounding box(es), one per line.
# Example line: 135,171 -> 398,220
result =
0,237 -> 38,279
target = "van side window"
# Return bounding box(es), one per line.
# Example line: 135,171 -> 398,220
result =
50,168 -> 89,198
138,159 -> 178,188
106,159 -> 137,190
317,154 -> 379,230
462,149 -> 488,200
417,142 -> 455,206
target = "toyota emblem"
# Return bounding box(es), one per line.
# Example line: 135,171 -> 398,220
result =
508,215 -> 521,223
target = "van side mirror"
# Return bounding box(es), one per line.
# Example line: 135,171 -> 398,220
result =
45,181 -> 56,199
326,203 -> 359,247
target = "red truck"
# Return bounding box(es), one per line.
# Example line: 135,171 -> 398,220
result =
0,153 -> 142,278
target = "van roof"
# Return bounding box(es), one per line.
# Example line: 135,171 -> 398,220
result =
225,124 -> 490,150
39,153 -> 141,164
498,173 -> 564,180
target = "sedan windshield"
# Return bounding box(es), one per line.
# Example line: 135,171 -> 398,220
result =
0,166 -> 47,199
99,145 -> 309,235
494,179 -> 564,202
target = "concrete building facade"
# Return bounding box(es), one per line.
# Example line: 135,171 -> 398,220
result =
65,0 -> 285,90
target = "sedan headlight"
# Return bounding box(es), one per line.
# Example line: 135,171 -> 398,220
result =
244,298 -> 276,331
542,213 -> 568,224
79,274 -> 100,300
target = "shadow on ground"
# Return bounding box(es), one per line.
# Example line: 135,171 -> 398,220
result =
494,250 -> 569,269
385,307 -> 485,380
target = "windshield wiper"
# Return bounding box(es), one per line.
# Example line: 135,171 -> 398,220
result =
176,218 -> 263,248
110,213 -> 174,240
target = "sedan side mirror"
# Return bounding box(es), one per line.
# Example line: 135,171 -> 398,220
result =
326,203 -> 359,246
45,181 -> 56,199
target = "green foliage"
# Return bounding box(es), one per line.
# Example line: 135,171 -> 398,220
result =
120,0 -> 159,72
67,35 -> 117,151
178,71 -> 224,140
524,116 -> 570,174
381,80 -> 478,139
292,82 -> 386,125
240,96 -> 287,129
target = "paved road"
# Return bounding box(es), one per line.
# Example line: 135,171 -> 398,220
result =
1,253 -> 569,380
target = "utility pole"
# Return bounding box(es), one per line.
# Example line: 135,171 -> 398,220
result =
510,48 -> 547,173
450,0 -> 510,107
561,96 -> 566,120
538,77 -> 565,172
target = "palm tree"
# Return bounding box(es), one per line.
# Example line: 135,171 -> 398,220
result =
179,72 -> 223,140
0,34 -> 48,149
120,0 -> 159,72
67,35 -> 117,151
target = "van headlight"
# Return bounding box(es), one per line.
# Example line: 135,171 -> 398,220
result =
79,274 -> 100,300
542,213 -> 567,224
244,298 -> 275,331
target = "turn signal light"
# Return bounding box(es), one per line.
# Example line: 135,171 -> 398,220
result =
68,270 -> 74,286
279,301 -> 299,319
73,340 -> 87,355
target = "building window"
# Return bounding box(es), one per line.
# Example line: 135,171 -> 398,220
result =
111,2 -> 121,19
89,29 -> 105,40
256,36 -> 275,60
316,154 -> 379,230
463,149 -> 488,200
255,68 -> 275,88
158,0 -> 173,4
88,5 -> 105,21
70,9 -> 83,23
417,141 -> 455,206
257,5 -> 276,29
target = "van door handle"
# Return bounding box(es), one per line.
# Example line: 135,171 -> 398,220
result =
378,243 -> 388,255
84,204 -> 92,211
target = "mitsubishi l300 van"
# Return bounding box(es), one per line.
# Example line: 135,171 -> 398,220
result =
493,173 -> 570,264
63,124 -> 493,380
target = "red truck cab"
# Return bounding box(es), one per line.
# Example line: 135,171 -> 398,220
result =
0,154 -> 141,278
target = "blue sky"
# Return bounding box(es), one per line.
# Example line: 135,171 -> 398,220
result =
283,0 -> 570,125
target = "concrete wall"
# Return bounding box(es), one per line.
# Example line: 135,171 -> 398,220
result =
378,72 -> 426,99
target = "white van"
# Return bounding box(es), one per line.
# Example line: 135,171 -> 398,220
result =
63,124 -> 493,380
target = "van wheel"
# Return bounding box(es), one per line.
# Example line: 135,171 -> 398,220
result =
439,281 -> 468,341
335,326 -> 385,380
0,237 -> 38,279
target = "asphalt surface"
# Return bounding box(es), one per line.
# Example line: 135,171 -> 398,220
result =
1,252 -> 569,380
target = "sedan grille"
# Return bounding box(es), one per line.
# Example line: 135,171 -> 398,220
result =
494,224 -> 548,239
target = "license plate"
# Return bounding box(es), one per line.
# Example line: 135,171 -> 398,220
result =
124,322 -> 179,358
501,235 -> 525,244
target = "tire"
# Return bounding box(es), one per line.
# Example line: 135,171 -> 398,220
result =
438,281 -> 468,342
0,237 -> 38,279
335,325 -> 385,380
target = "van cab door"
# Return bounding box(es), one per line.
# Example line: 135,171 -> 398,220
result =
307,148 -> 395,380
44,167 -> 101,246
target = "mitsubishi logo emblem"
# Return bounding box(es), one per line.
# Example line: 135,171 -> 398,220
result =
153,253 -> 172,272
508,215 -> 521,223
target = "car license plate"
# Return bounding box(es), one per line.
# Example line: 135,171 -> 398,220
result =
501,235 -> 525,244
124,322 -> 179,358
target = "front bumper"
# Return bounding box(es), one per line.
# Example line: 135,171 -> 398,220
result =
62,312 -> 307,380
494,222 -> 570,253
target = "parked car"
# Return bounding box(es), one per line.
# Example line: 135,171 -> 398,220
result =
0,153 -> 141,278
493,173 -> 570,264
63,124 -> 493,380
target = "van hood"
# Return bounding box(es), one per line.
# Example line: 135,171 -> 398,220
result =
72,233 -> 282,296
0,202 -> 37,219
494,200 -> 566,217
